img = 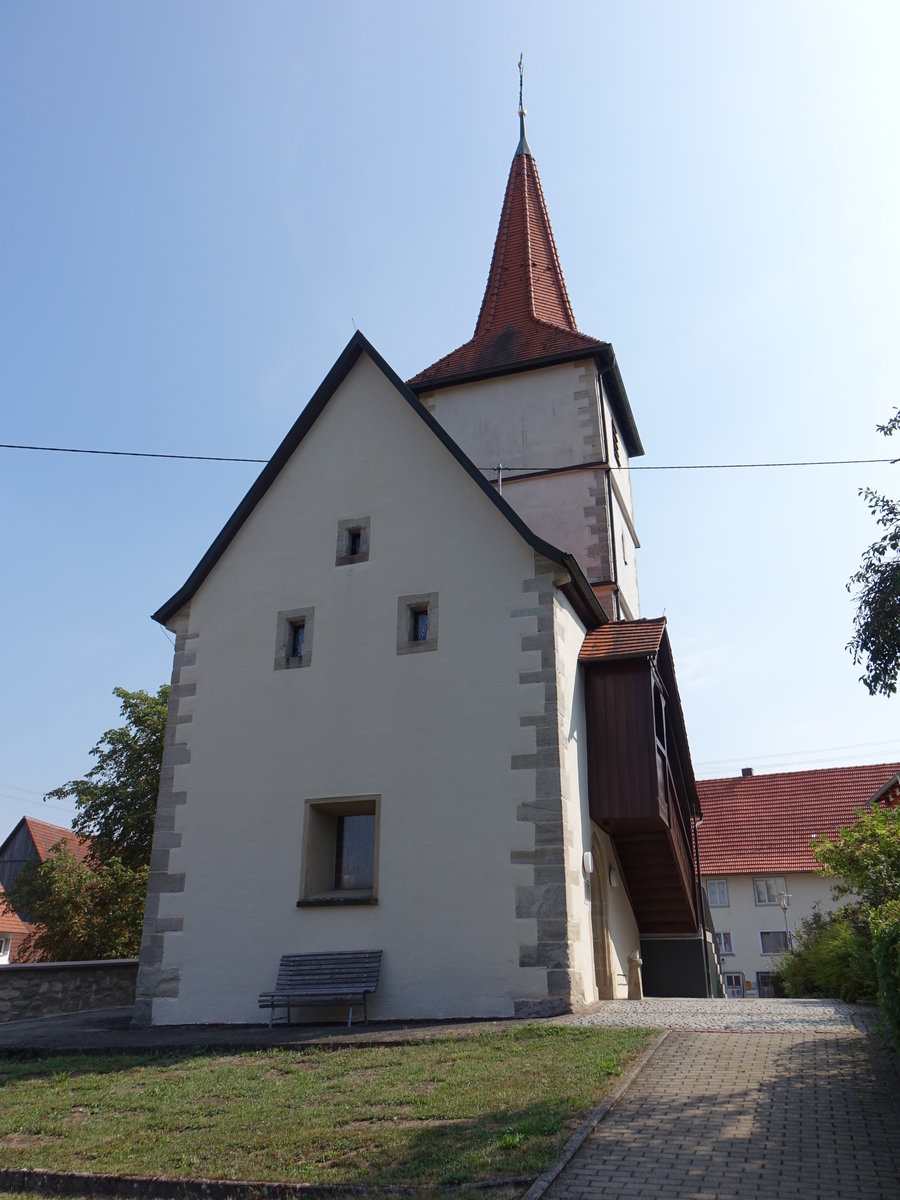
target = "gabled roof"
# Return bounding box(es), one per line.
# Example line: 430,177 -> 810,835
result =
153,331 -> 608,630
24,816 -> 90,863
697,762 -> 900,875
407,119 -> 643,458
0,815 -> 90,865
579,617 -> 667,662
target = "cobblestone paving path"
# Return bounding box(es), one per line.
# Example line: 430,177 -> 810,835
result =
564,996 -> 878,1033
543,1029 -> 900,1200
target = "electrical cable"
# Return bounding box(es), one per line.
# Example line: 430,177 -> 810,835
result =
0,442 -> 895,472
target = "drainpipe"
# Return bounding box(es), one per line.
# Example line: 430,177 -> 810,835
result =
692,813 -> 713,998
596,374 -> 619,617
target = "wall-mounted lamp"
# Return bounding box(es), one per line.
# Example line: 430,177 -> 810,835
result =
582,851 -> 594,876
609,867 -> 620,888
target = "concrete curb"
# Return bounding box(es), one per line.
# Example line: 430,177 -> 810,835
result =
518,1030 -> 669,1200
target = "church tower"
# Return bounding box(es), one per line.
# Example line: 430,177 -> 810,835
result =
408,84 -> 643,621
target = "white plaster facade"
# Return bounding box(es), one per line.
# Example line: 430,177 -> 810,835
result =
419,362 -> 640,621
135,341 -> 641,1025
704,871 -> 841,997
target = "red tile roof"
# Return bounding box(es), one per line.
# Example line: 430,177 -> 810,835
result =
579,617 -> 668,662
408,140 -> 609,391
697,762 -> 900,875
0,881 -> 33,962
22,816 -> 90,864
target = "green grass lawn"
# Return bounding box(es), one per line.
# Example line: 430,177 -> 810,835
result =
0,1025 -> 653,1191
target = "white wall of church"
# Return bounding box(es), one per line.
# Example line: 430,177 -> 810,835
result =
422,364 -> 611,586
553,591 -> 595,1006
149,354 -> 582,1024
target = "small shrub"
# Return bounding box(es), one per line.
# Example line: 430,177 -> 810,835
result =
871,899 -> 900,1043
775,907 -> 876,1003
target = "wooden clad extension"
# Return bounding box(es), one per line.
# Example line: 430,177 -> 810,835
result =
581,619 -> 701,935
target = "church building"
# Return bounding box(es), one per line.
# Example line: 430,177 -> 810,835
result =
134,100 -> 715,1026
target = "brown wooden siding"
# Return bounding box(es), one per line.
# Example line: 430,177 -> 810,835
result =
584,656 -> 699,933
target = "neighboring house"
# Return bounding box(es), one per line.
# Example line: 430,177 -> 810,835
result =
135,106 -> 713,1026
697,763 -> 900,998
0,883 -> 30,964
0,815 -> 91,963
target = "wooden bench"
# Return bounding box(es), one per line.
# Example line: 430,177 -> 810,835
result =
259,950 -> 383,1028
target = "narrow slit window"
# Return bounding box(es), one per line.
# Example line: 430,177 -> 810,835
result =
291,621 -> 305,658
347,527 -> 362,557
412,608 -> 428,642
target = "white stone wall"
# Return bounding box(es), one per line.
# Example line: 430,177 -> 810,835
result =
143,353 -> 598,1024
420,362 -> 641,616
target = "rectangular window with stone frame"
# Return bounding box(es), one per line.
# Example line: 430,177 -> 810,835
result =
274,606 -> 315,670
396,591 -> 438,655
297,795 -> 380,907
335,516 -> 371,566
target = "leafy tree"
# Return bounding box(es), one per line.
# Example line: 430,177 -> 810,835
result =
4,847 -> 148,962
46,685 -> 169,870
812,804 -> 900,1040
813,803 -> 900,910
0,685 -> 167,961
775,906 -> 876,1003
847,407 -> 900,696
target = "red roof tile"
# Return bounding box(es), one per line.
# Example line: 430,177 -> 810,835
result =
579,618 -> 668,662
697,762 -> 900,875
22,816 -> 90,864
408,141 -> 609,391
0,880 -> 33,962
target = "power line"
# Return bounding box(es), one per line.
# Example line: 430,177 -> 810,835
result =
0,443 -> 268,464
695,737 -> 900,768
0,441 -> 895,472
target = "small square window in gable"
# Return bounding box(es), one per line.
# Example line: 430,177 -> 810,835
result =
335,517 -> 370,566
397,592 -> 438,655
274,606 -> 315,670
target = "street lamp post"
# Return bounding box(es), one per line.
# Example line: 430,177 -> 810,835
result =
777,890 -> 792,949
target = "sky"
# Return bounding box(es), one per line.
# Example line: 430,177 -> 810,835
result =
1,1 -> 898,837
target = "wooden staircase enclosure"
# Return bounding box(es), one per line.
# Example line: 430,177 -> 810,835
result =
583,651 -> 701,936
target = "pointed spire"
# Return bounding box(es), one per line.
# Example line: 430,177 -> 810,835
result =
407,68 -> 614,392
516,54 -> 531,157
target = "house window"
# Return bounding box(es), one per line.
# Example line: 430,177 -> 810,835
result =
0,935 -> 9,964
754,876 -> 787,906
714,930 -> 734,957
274,606 -> 315,670
335,516 -> 370,565
397,591 -> 439,655
706,879 -> 729,907
298,795 -> 380,906
760,930 -> 789,954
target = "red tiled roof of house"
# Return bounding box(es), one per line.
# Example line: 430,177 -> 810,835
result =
579,617 -> 667,662
22,816 -> 90,864
697,762 -> 900,875
408,130 -> 609,391
0,880 -> 33,962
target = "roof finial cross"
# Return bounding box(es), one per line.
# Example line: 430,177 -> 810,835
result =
516,53 -> 531,157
